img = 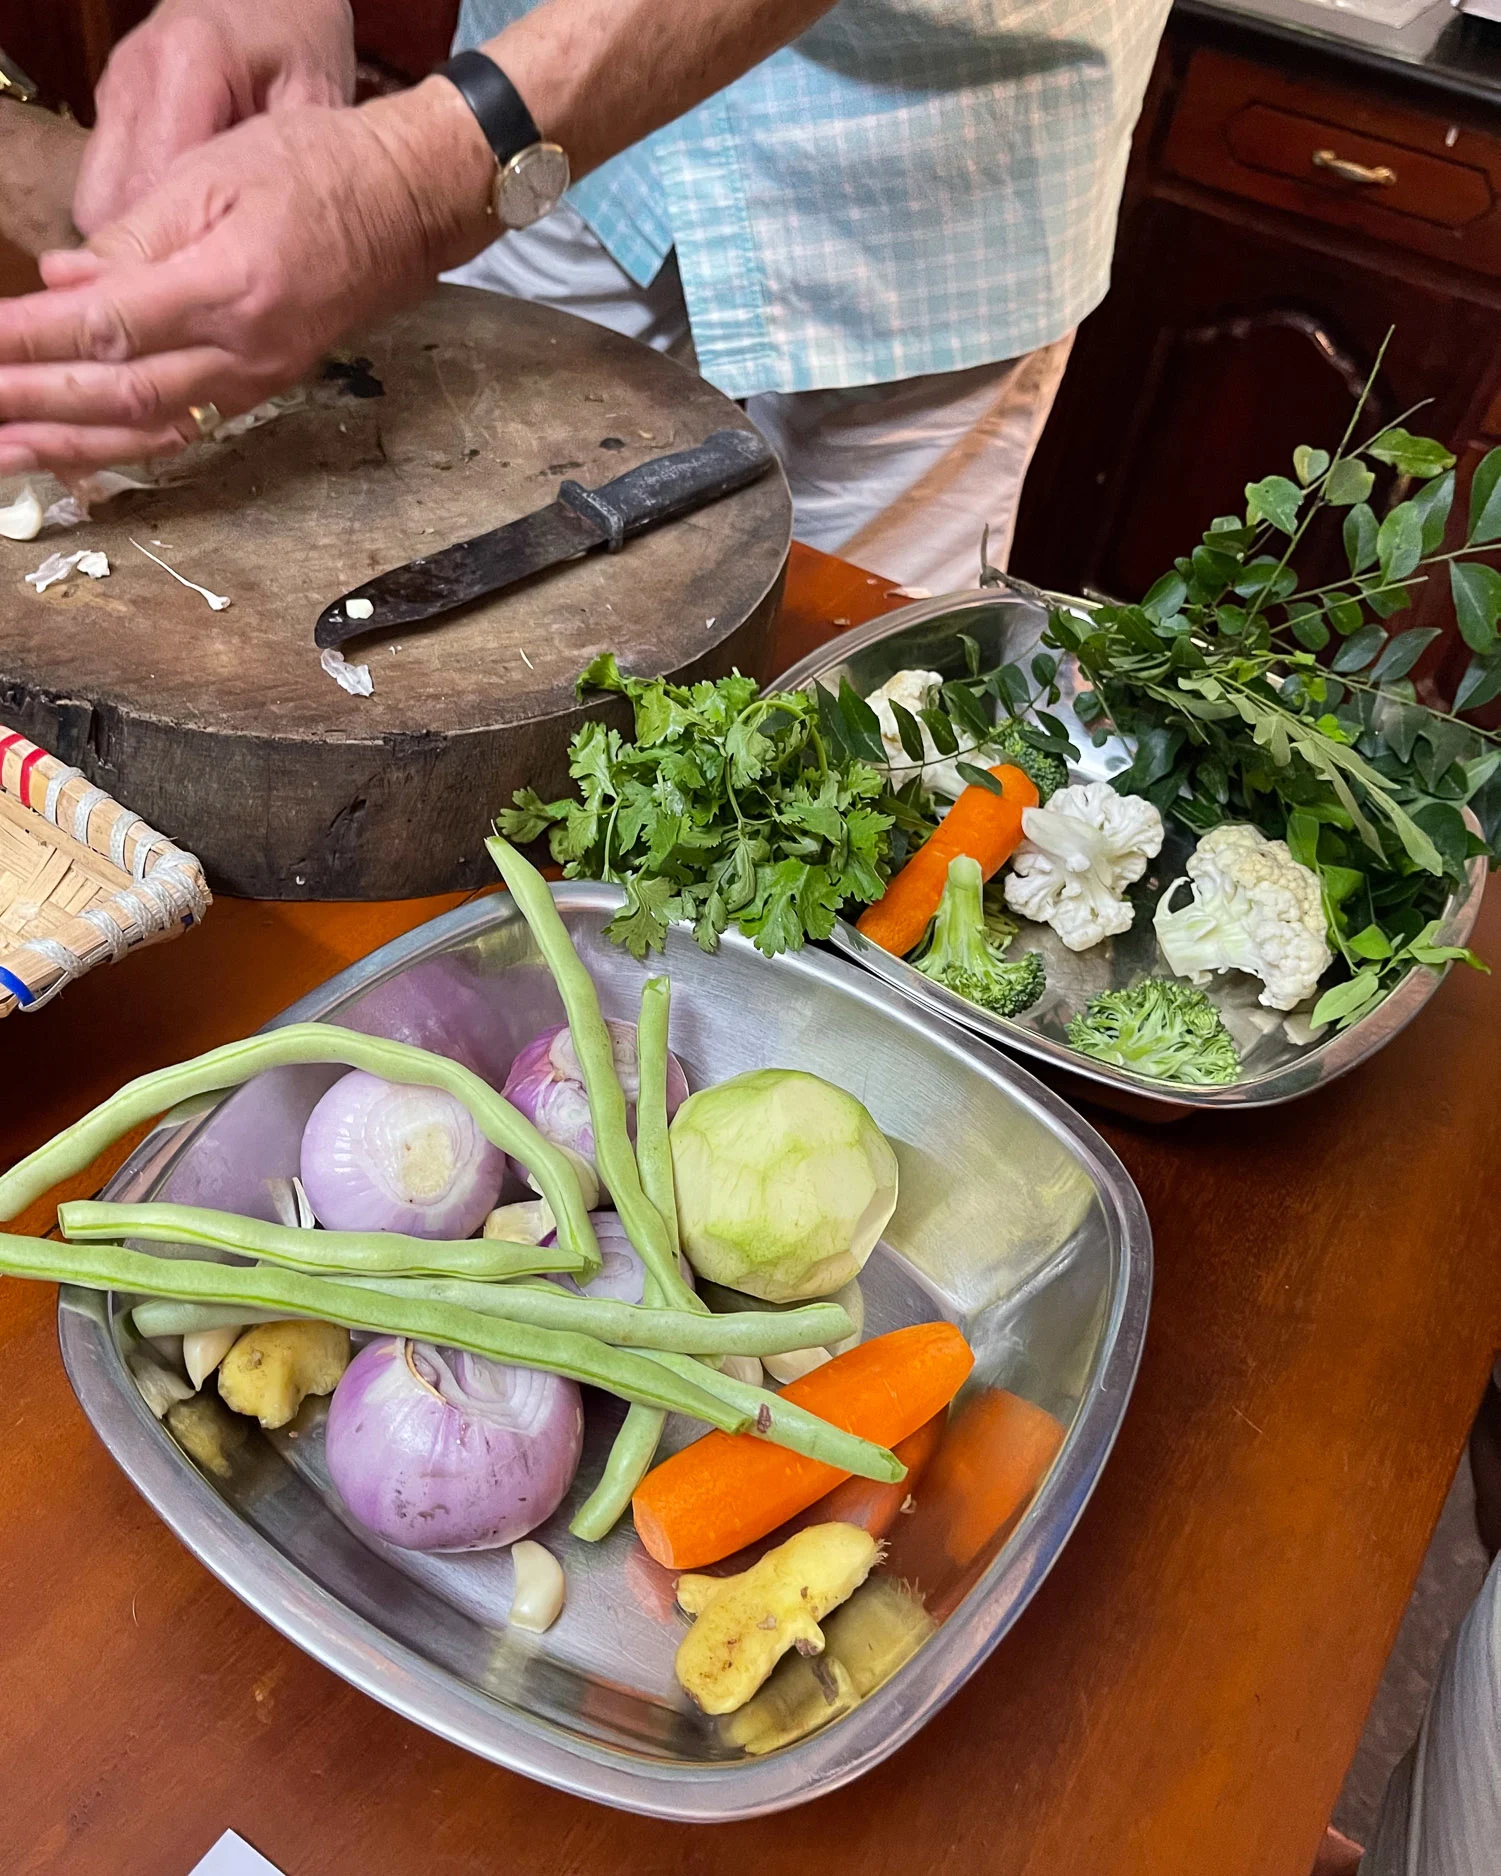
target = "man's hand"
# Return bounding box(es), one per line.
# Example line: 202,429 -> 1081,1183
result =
74,0 -> 357,236
0,83 -> 496,475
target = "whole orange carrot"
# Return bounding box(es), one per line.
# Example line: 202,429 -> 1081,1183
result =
856,764 -> 1038,959
884,1386 -> 1065,1607
632,1323 -> 974,1569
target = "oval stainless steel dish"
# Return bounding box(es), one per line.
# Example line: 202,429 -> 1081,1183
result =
775,590 -> 1488,1117
57,883 -> 1149,1820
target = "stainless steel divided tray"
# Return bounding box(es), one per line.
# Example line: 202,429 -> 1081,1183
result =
58,883 -> 1149,1819
776,591 -> 1487,1116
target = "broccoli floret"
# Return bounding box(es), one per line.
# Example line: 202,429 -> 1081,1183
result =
1066,978 -> 1241,1086
992,719 -> 1068,804
913,854 -> 1046,1018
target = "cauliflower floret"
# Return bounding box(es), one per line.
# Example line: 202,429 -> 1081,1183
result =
1153,823 -> 1332,1011
865,668 -> 983,799
1003,781 -> 1165,952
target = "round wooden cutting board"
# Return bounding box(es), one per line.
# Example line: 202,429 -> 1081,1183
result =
0,286 -> 791,899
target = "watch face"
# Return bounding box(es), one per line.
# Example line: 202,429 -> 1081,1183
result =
497,144 -> 571,229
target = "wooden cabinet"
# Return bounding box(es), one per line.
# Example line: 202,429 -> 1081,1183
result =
1012,17 -> 1501,707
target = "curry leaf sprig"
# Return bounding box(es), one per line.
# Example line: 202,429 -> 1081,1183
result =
497,654 -> 895,958
1012,336 -> 1500,1028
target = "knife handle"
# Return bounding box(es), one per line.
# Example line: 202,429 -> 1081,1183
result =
558,427 -> 774,550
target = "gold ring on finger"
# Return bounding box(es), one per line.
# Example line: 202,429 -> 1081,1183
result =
188,402 -> 222,441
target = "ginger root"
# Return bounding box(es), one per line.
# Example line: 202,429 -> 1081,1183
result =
673,1522 -> 879,1715
217,1319 -> 350,1429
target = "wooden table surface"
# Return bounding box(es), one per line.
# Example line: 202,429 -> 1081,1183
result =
3,542 -> 1499,1876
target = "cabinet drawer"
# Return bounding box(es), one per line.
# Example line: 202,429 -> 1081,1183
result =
1162,48 -> 1501,278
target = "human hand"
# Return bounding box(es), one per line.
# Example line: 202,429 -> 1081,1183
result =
0,82 -> 496,475
74,0 -> 357,236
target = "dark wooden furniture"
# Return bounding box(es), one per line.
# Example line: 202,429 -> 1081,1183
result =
2,543 -> 1499,1876
1013,7 -> 1501,682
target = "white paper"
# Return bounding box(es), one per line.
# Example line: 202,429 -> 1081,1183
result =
188,1831 -> 286,1876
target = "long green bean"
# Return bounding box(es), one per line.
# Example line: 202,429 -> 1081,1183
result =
131,1283 -> 851,1356
60,1201 -> 587,1282
3,1236 -> 740,1429
134,1300 -> 279,1336
485,838 -> 697,1313
649,1352 -> 905,1484
0,1023 -> 601,1275
570,975 -> 680,1540
635,977 -> 680,1259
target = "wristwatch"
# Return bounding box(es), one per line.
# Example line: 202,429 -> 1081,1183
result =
436,49 -> 570,230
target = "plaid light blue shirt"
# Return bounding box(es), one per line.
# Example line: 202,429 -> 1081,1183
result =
456,0 -> 1170,399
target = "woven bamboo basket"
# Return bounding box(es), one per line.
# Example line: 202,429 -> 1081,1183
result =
0,728 -> 211,1017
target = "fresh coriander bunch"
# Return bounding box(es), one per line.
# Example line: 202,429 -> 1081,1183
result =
1023,336 -> 1498,1030
497,654 -> 894,958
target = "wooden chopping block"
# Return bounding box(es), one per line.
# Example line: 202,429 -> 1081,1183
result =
0,286 -> 792,898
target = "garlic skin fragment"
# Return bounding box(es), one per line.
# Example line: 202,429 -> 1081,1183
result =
508,1539 -> 565,1633
0,483 -> 43,540
762,1346 -> 832,1386
183,1325 -> 239,1390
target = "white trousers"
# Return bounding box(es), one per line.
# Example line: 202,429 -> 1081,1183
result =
1363,1554 -> 1501,1875
446,205 -> 1073,592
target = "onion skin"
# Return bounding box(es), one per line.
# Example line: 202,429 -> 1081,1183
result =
325,1337 -> 583,1552
300,1071 -> 506,1241
502,1022 -> 688,1186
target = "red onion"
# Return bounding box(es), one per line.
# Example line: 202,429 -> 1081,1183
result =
551,1211 -> 694,1306
324,1337 -> 583,1552
300,1070 -> 505,1240
501,1021 -> 688,1186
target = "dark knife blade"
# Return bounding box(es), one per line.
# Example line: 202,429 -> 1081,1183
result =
315,426 -> 774,648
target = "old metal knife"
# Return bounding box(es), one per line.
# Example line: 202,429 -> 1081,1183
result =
314,426 -> 775,648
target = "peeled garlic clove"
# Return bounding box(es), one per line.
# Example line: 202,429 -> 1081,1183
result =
719,1353 -> 764,1388
509,1539 -> 565,1633
0,483 -> 43,541
483,1197 -> 557,1244
183,1325 -> 240,1390
290,1174 -> 316,1231
128,1350 -> 195,1419
762,1346 -> 832,1386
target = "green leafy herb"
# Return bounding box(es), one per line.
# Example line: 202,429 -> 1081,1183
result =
1024,334 -> 1499,1026
495,655 -> 893,959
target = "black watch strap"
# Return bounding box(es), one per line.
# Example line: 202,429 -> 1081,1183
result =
435,49 -> 540,167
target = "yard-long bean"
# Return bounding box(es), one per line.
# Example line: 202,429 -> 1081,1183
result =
486,838 -> 697,1314
129,1283 -> 852,1359
570,974 -> 679,1540
649,1352 -> 905,1484
60,1201 -> 587,1281
4,1236 -> 740,1428
0,1024 -> 600,1274
635,977 -> 679,1259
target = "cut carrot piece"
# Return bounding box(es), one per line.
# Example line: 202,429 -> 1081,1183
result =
632,1323 -> 974,1569
884,1386 -> 1065,1600
855,764 -> 1038,959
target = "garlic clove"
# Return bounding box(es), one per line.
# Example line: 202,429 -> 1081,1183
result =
128,1350 -> 195,1419
0,483 -> 43,540
508,1539 -> 565,1633
762,1346 -> 832,1386
183,1325 -> 240,1390
290,1174 -> 317,1231
719,1353 -> 765,1388
483,1197 -> 556,1244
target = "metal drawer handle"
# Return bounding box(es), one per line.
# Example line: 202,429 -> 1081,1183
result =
1312,148 -> 1397,187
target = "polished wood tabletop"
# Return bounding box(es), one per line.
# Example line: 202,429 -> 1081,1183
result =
3,542 -> 1498,1876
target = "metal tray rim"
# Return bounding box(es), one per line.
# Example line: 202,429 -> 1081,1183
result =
774,591 -> 1488,1112
58,883 -> 1150,1820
